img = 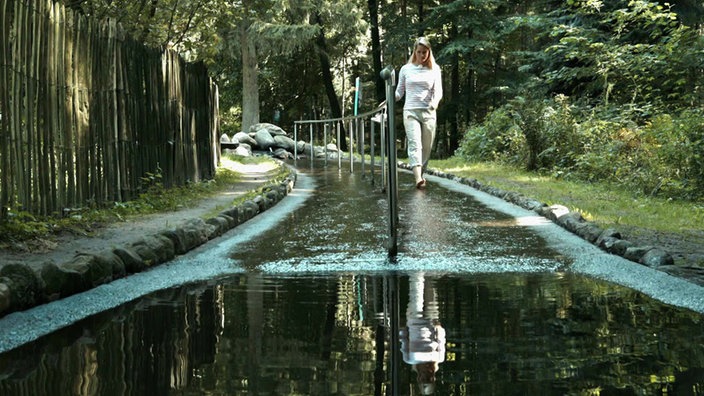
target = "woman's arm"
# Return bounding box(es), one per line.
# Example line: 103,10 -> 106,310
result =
395,67 -> 406,101
429,68 -> 443,110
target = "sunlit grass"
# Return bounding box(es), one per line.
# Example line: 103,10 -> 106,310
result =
432,158 -> 704,234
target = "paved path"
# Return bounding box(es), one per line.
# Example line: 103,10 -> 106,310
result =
0,161 -> 281,276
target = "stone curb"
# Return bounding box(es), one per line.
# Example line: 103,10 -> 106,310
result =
0,169 -> 297,318
400,163 -> 674,269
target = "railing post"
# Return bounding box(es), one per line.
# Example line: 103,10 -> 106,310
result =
324,122 -> 329,167
294,123 -> 298,168
380,109 -> 387,191
360,119 -> 366,177
337,121 -> 342,169
370,119 -> 376,184
349,119 -> 354,172
309,123 -> 314,168
380,65 -> 398,257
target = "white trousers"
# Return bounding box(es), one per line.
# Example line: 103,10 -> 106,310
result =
403,109 -> 437,168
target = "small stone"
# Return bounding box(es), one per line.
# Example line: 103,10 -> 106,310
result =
640,248 -> 675,267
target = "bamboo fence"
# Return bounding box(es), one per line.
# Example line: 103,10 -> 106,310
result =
0,0 -> 219,218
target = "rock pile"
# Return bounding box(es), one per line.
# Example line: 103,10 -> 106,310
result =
220,122 -> 339,160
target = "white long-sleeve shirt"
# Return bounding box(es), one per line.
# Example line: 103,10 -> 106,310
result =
395,63 -> 443,110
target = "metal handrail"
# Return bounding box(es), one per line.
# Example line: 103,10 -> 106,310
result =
292,68 -> 398,256
293,102 -> 388,186
380,65 -> 398,257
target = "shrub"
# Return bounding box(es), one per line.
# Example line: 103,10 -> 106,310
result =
641,110 -> 704,199
456,106 -> 525,164
456,97 -> 704,202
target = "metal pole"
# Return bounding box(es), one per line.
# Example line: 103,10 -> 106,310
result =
309,123 -> 314,168
294,123 -> 298,168
370,118 -> 376,184
360,119 -> 366,177
337,121 -> 342,169
380,109 -> 386,192
380,65 -> 398,257
349,119 -> 354,173
389,274 -> 400,396
354,76 -> 360,116
324,123 -> 329,167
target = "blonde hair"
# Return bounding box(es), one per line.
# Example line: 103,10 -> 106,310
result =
408,37 -> 437,69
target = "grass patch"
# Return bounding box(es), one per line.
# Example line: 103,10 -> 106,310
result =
201,156 -> 291,219
0,156 -> 285,247
431,157 -> 704,234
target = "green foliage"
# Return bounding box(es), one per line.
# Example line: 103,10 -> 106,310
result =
457,94 -> 704,201
568,110 -> 704,200
458,94 -> 596,171
456,106 -> 525,164
67,0 -> 225,63
0,209 -> 51,243
634,110 -> 704,199
220,105 -> 243,136
543,0 -> 702,110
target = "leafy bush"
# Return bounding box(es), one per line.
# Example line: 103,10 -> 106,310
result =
0,209 -> 50,243
456,96 -> 704,201
639,110 -> 704,199
458,95 -> 594,171
456,107 -> 525,164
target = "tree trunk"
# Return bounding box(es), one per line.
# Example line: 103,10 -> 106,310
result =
449,24 -> 460,153
138,0 -> 159,43
313,11 -> 347,151
241,21 -> 260,133
367,0 -> 384,102
417,0 -> 424,27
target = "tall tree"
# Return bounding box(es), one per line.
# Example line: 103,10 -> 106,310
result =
312,10 -> 347,150
422,0 -> 502,153
217,1 -> 319,132
367,0 -> 384,102
240,15 -> 260,132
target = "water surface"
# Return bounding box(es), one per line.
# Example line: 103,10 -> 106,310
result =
1,166 -> 703,395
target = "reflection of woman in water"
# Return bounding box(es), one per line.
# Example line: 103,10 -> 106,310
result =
400,273 -> 446,395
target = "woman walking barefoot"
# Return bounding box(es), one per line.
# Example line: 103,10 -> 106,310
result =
394,37 -> 443,189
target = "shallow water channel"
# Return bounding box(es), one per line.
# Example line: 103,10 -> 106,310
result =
1,166 -> 704,395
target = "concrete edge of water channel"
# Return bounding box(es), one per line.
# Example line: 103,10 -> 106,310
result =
422,167 -> 704,315
1,164 -> 703,354
401,163 -> 677,269
0,170 -> 317,354
0,167 -> 299,322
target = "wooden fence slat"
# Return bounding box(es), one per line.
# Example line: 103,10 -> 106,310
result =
0,0 -> 11,215
64,8 -> 77,208
12,1 -> 28,211
51,1 -> 65,211
0,0 -> 218,218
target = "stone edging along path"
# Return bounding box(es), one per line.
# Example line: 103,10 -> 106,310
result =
399,162 -> 675,270
0,162 -> 675,319
0,169 -> 298,319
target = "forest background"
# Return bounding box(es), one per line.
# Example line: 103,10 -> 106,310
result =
63,0 -> 704,205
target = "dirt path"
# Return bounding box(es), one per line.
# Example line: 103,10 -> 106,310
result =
0,161 -> 281,273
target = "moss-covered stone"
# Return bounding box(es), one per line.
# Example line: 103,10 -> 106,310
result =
0,263 -> 42,311
40,261 -> 88,300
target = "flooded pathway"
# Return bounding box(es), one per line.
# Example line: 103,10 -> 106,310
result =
1,166 -> 704,395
